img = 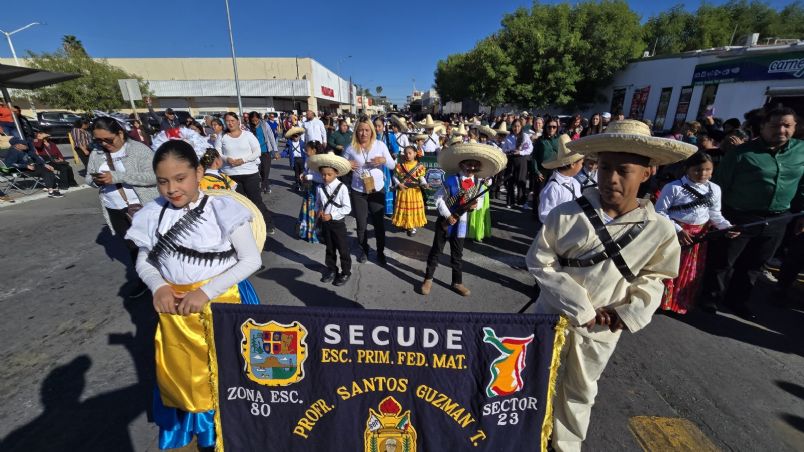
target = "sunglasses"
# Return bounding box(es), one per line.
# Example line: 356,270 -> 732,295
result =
94,136 -> 118,145
547,125 -> 558,129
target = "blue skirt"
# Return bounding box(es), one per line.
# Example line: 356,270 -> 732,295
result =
383,165 -> 394,215
153,279 -> 260,450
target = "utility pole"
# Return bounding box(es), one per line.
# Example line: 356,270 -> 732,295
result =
0,22 -> 41,115
224,0 -> 243,117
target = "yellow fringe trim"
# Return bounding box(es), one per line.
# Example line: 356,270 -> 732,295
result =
541,316 -> 568,451
201,304 -> 225,452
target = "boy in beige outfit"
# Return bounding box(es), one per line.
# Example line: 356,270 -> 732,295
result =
525,120 -> 697,452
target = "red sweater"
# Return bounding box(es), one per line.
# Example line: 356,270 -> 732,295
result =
33,139 -> 64,160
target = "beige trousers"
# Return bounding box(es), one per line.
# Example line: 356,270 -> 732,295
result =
552,328 -> 619,452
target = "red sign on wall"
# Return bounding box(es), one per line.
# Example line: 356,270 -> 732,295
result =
321,86 -> 335,97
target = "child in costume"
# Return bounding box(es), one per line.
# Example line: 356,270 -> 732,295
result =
285,126 -> 306,191
199,148 -> 237,191
467,126 -> 501,241
537,134 -> 584,224
126,140 -> 263,450
298,140 -> 326,243
655,151 -> 736,314
310,153 -> 353,286
526,120 -> 696,452
391,145 -> 428,236
574,156 -> 598,191
420,142 -> 506,297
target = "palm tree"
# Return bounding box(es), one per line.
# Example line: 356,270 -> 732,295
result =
62,35 -> 86,55
375,86 -> 383,96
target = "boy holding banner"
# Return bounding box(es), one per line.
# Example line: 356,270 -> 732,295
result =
525,120 -> 696,452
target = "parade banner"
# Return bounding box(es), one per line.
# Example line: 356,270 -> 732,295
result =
206,304 -> 566,451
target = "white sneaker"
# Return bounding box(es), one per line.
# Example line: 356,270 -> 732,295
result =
760,269 -> 778,283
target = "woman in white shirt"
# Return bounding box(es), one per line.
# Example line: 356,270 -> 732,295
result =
344,118 -> 395,265
501,119 -> 533,208
655,151 -> 738,314
219,112 -> 274,235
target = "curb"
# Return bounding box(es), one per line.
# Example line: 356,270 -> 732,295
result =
0,184 -> 93,209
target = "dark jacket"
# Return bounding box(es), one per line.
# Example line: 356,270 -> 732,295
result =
327,129 -> 353,155
4,141 -> 44,169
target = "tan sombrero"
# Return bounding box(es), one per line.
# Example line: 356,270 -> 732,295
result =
413,133 -> 428,141
285,126 -> 305,138
419,114 -> 441,130
389,115 -> 408,132
307,153 -> 352,176
477,125 -> 496,138
565,119 -> 697,166
542,134 -> 583,169
438,142 -> 507,179
452,123 -> 468,136
446,135 -> 464,146
205,189 -> 266,251
495,122 -> 510,135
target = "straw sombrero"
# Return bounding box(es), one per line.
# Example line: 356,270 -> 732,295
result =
477,125 -> 496,138
419,114 -> 440,130
438,142 -> 507,179
307,153 -> 352,176
446,135 -> 464,146
495,122 -> 510,135
542,134 -> 583,169
413,133 -> 428,141
389,115 -> 408,132
565,119 -> 697,166
285,126 -> 305,138
452,123 -> 468,136
205,189 -> 266,251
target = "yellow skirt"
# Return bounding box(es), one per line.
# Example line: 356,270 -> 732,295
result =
154,281 -> 240,413
391,187 -> 427,229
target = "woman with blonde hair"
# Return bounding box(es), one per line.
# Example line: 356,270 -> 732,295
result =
344,117 -> 395,265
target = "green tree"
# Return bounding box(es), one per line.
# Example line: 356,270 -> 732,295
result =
375,85 -> 383,95
26,47 -> 150,112
463,37 -> 516,106
768,1 -> 804,39
643,5 -> 695,55
61,35 -> 86,55
433,52 -> 472,103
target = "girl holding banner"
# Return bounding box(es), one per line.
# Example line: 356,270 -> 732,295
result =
126,140 -> 264,450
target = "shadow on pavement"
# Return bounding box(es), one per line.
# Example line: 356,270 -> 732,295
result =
256,267 -> 362,309
775,380 -> 804,433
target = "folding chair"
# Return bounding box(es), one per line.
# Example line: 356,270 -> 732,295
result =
0,159 -> 46,195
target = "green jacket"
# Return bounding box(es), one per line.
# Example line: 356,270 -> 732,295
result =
328,130 -> 353,155
713,137 -> 803,213
534,135 -> 560,178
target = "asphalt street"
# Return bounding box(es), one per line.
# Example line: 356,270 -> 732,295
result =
0,160 -> 802,451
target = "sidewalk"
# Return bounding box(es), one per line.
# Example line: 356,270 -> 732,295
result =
1,144 -> 91,208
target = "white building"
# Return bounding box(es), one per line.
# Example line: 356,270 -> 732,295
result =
589,41 -> 804,131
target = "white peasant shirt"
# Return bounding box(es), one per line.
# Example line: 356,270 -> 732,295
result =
655,176 -> 732,232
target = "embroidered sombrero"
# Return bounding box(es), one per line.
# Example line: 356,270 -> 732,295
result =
307,152 -> 352,176
542,134 -> 584,169
205,189 -> 266,251
438,142 -> 507,179
285,126 -> 305,138
565,119 -> 697,166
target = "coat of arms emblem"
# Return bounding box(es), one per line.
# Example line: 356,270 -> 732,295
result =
240,319 -> 308,386
364,396 -> 417,452
482,327 -> 534,397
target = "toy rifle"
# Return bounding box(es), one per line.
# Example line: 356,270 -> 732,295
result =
441,174 -> 511,231
685,211 -> 803,246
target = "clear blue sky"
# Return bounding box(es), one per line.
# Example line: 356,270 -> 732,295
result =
1,0 -> 796,105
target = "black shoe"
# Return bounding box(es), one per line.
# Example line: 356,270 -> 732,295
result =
267,227 -> 276,235
266,185 -> 272,193
357,251 -> 368,263
377,252 -> 387,266
333,273 -> 351,286
699,301 -> 718,314
48,190 -> 64,198
320,271 -> 336,283
730,304 -> 757,320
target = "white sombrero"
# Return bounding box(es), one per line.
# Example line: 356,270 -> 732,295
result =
495,122 -> 510,135
438,142 -> 507,179
542,134 -> 583,169
307,153 -> 352,176
205,189 -> 266,251
389,115 -> 408,132
285,126 -> 305,138
565,119 -> 697,166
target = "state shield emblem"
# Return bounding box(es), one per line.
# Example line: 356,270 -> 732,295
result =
364,396 -> 417,452
240,319 -> 308,387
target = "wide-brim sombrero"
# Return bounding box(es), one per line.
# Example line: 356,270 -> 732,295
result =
437,142 -> 507,179
542,134 -> 584,169
389,115 -> 408,132
413,133 -> 428,141
307,153 -> 352,176
204,189 -> 266,251
495,122 -> 510,135
565,119 -> 697,166
477,125 -> 496,138
285,126 -> 305,138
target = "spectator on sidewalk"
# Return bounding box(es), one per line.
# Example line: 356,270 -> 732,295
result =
127,119 -> 152,146
4,137 -> 61,197
248,111 -> 279,193
70,119 -> 93,168
12,106 -> 36,140
33,131 -> 78,189
0,101 -> 15,136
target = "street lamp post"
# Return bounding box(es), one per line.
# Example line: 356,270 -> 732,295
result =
0,22 -> 41,115
223,0 -> 243,118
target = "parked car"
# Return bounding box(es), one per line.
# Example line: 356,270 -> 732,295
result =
35,111 -> 84,141
134,110 -> 193,132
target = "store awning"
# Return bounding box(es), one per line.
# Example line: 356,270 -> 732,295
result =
0,63 -> 81,90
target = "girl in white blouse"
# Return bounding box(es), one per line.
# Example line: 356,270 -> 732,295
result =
655,151 -> 739,314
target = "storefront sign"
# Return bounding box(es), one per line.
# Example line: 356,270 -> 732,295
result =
692,51 -> 804,85
321,86 -> 335,97
208,304 -> 566,451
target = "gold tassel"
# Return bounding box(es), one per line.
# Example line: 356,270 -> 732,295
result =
201,305 -> 226,452
541,316 -> 568,451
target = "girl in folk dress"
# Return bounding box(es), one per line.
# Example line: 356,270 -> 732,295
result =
468,128 -> 499,241
297,141 -> 326,243
655,151 -> 738,314
199,148 -> 237,191
391,145 -> 429,236
126,141 -> 262,450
